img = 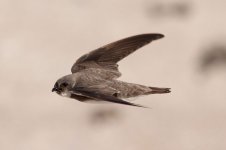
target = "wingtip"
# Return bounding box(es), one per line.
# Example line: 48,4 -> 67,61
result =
136,33 -> 165,40
151,33 -> 165,40
130,103 -> 150,109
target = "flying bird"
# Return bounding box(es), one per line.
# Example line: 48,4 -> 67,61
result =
52,33 -> 171,108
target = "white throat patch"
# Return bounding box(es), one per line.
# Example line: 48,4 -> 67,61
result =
60,90 -> 71,97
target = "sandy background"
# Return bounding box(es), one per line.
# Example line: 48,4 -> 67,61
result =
1,0 -> 226,150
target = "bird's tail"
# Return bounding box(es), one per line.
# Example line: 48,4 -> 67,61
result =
148,86 -> 171,94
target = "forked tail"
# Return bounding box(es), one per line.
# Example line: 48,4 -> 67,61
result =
148,87 -> 171,94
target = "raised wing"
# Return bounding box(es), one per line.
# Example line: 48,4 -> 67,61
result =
71,33 -> 164,76
71,86 -> 147,108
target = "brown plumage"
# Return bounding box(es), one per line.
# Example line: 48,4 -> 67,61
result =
52,33 -> 171,108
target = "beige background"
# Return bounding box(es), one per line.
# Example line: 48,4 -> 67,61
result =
1,0 -> 226,150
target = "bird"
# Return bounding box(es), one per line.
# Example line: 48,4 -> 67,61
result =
52,33 -> 171,108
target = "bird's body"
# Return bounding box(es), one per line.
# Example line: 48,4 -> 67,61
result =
52,33 -> 171,107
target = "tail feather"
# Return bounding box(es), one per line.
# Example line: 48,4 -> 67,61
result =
148,87 -> 171,94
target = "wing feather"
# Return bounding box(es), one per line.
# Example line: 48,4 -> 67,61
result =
71,86 -> 147,108
71,33 -> 164,77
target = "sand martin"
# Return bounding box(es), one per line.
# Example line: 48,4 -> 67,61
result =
52,33 -> 171,107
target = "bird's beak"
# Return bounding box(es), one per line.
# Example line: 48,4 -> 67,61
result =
52,87 -> 57,92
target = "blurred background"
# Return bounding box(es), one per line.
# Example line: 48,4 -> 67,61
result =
1,0 -> 226,150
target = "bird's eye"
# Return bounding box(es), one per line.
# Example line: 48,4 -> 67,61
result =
61,82 -> 68,87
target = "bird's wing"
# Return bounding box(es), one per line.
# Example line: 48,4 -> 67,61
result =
70,86 -> 147,108
71,33 -> 164,76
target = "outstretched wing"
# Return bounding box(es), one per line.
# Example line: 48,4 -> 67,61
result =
71,33 -> 164,77
71,86 -> 147,108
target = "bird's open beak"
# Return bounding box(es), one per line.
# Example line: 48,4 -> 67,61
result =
52,87 -> 57,92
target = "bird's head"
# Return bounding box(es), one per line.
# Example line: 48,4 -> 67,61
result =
52,75 -> 73,95
52,81 -> 69,95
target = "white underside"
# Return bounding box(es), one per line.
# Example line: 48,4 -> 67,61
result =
60,91 -> 71,97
